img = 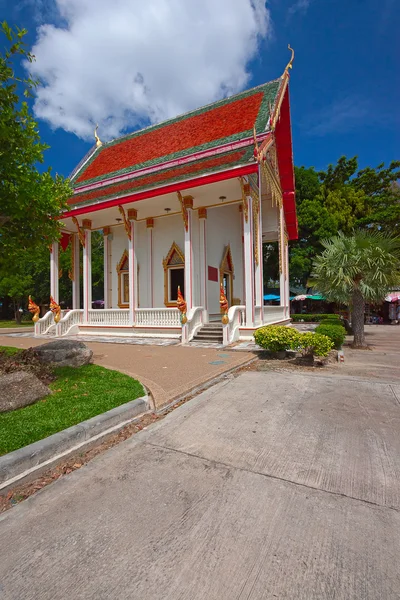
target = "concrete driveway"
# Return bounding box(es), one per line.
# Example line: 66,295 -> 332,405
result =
0,370 -> 399,599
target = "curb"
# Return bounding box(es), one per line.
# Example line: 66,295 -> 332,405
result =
0,395 -> 149,490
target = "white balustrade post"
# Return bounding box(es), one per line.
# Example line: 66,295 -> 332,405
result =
82,219 -> 92,323
128,209 -> 138,326
50,241 -> 59,304
198,207 -> 208,323
72,233 -> 80,310
146,218 -> 154,307
103,227 -> 112,309
254,168 -> 264,324
242,180 -> 254,328
183,196 -> 194,311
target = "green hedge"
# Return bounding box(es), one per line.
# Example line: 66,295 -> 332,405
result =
291,314 -> 339,323
315,323 -> 346,349
254,326 -> 334,357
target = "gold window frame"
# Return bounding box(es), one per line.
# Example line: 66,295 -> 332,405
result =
163,242 -> 185,307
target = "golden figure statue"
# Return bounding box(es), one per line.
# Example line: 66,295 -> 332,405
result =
176,286 -> 187,324
28,295 -> 40,323
220,283 -> 229,324
50,295 -> 61,323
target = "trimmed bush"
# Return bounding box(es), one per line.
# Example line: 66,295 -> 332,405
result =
254,326 -> 301,352
291,314 -> 338,323
299,332 -> 334,357
315,323 -> 346,349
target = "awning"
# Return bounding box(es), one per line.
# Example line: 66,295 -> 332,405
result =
292,294 -> 326,301
264,294 -> 280,301
385,294 -> 400,303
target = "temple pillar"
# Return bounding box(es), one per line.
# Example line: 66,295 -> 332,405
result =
285,241 -> 290,318
50,241 -> 59,304
183,196 -> 194,310
279,206 -> 286,314
242,181 -> 254,327
146,218 -> 154,308
72,234 -> 80,310
103,227 -> 112,309
128,209 -> 138,325
82,220 -> 92,323
254,171 -> 264,323
198,207 -> 208,320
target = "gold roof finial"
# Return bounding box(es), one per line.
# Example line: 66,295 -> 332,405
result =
94,124 -> 102,147
284,44 -> 295,75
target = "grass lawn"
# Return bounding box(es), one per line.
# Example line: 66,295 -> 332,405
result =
0,357 -> 144,455
0,320 -> 33,328
0,346 -> 21,356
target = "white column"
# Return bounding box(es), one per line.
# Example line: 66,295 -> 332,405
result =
279,206 -> 286,314
198,207 -> 208,321
242,181 -> 254,327
50,241 -> 59,303
72,234 -> 80,310
254,169 -> 264,323
128,209 -> 138,325
82,220 -> 92,323
285,242 -> 290,318
183,196 -> 193,310
103,227 -> 112,309
146,219 -> 154,307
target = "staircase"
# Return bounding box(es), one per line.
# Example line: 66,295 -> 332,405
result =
191,322 -> 223,344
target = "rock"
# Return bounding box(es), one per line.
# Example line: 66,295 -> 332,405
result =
0,371 -> 51,413
35,340 -> 93,368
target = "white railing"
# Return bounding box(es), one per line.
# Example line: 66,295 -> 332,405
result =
185,306 -> 204,342
263,305 -> 286,324
34,311 -> 54,336
58,309 -> 84,336
223,305 -> 245,345
135,308 -> 180,327
87,309 -> 130,326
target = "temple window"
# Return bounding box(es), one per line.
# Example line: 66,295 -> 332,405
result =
220,244 -> 234,307
163,242 -> 185,307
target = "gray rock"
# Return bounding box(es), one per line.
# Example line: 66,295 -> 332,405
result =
35,340 -> 93,368
0,371 -> 51,413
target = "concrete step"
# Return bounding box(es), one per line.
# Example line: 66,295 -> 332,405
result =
193,333 -> 223,342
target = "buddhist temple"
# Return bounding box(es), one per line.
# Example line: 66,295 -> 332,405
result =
35,52 -> 297,345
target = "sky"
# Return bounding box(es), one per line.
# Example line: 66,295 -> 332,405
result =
1,0 -> 398,179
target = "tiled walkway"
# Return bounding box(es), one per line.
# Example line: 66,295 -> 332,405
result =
0,334 -> 255,409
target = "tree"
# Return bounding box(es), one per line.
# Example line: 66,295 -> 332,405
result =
0,22 -> 71,265
310,231 -> 400,347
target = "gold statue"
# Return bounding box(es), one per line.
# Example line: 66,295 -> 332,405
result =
28,295 -> 40,323
220,283 -> 229,324
176,286 -> 187,324
50,295 -> 61,323
94,124 -> 102,148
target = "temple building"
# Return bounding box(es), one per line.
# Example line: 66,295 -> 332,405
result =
34,52 -> 297,345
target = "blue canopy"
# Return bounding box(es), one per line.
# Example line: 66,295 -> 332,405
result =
264,294 -> 280,301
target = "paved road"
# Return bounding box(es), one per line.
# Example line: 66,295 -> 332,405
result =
1,369 -> 399,599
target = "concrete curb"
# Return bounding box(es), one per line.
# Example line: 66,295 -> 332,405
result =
0,394 -> 149,490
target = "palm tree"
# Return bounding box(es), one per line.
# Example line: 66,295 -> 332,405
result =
311,231 -> 400,347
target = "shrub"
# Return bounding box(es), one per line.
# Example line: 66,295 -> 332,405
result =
254,326 -> 301,352
291,314 -> 338,323
315,323 -> 346,349
299,332 -> 333,357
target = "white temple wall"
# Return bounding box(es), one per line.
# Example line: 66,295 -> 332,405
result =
111,225 -> 128,308
152,214 -> 184,308
206,203 -> 243,314
136,221 -> 147,307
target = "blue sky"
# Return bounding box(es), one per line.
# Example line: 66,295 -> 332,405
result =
1,0 -> 398,178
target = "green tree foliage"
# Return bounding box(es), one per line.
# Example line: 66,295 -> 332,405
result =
310,231 -> 400,347
0,22 -> 72,264
290,157 -> 400,287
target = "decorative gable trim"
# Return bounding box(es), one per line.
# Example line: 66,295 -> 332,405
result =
116,249 -> 129,273
162,242 -> 184,269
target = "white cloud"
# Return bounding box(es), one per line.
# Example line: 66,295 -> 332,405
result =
287,0 -> 311,17
304,96 -> 371,136
26,0 -> 271,141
